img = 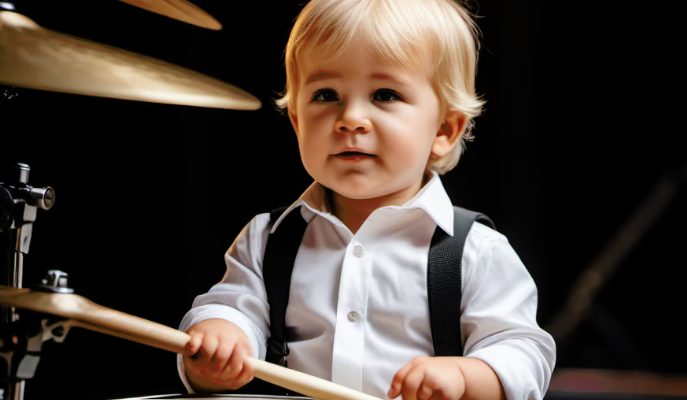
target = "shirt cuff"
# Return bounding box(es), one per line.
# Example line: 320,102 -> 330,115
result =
177,353 -> 196,394
467,339 -> 553,400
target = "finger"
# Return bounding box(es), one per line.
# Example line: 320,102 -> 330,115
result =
437,377 -> 463,400
401,368 -> 426,400
242,348 -> 255,377
426,368 -> 463,400
210,339 -> 234,375
223,341 -> 247,381
390,357 -> 427,399
417,376 -> 435,400
232,346 -> 255,388
185,332 -> 203,357
197,335 -> 219,368
389,362 -> 414,398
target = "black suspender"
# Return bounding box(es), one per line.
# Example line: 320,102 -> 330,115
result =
262,207 -> 308,367
234,208 -> 309,396
427,208 -> 495,357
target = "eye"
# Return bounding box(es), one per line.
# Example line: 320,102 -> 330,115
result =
372,89 -> 403,103
310,89 -> 339,102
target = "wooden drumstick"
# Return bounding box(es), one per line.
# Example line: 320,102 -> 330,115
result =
0,288 -> 383,400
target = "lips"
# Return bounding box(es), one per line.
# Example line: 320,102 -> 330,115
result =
335,151 -> 376,157
331,150 -> 377,161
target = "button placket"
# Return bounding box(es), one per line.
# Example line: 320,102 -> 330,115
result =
332,240 -> 371,390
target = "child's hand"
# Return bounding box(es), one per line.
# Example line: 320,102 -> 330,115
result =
388,356 -> 504,400
388,356 -> 466,400
183,318 -> 255,392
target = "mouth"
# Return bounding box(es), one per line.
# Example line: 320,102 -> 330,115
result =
332,151 -> 377,160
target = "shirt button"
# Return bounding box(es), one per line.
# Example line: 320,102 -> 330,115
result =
353,245 -> 364,257
347,311 -> 359,322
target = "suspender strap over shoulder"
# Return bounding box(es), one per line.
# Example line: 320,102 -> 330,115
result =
427,207 -> 495,357
263,207 -> 308,367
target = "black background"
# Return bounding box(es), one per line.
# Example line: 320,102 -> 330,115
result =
1,1 -> 684,399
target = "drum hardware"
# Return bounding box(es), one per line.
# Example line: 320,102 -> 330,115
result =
0,272 -> 72,398
0,162 -> 56,316
0,163 -> 55,400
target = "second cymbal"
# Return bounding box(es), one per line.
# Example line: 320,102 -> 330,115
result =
118,0 -> 222,30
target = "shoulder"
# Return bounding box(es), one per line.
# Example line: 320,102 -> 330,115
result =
232,212 -> 273,249
226,207 -> 308,267
464,220 -> 508,259
467,219 -> 503,242
462,221 -> 533,295
224,212 -> 273,273
464,221 -> 522,266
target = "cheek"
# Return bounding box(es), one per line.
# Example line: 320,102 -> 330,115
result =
380,115 -> 438,161
298,108 -> 336,148
297,127 -> 328,168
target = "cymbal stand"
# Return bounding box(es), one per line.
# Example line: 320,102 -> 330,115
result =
0,163 -> 56,400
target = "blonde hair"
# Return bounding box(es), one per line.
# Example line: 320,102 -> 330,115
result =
276,0 -> 484,174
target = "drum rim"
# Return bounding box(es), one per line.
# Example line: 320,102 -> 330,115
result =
124,394 -> 313,400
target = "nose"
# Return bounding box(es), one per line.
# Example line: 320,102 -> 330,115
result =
335,100 -> 371,133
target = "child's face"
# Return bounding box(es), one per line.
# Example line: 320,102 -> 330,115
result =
289,39 -> 459,203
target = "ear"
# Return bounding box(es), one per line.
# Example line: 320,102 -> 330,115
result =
431,111 -> 467,159
288,108 -> 300,136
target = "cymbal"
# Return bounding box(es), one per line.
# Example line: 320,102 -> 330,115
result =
118,0 -> 222,30
0,12 -> 260,110
0,286 -> 383,400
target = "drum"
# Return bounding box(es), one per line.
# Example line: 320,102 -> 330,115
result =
115,395 -> 312,400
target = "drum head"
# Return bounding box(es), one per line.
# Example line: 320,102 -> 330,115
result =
117,395 -> 313,400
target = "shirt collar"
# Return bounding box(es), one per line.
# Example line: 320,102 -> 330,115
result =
269,183 -> 337,233
271,171 -> 454,236
403,171 -> 454,235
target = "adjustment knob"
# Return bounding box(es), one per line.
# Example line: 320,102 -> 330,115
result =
13,163 -> 30,184
28,187 -> 55,210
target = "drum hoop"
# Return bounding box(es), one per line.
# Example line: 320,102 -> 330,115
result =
126,394 -> 313,400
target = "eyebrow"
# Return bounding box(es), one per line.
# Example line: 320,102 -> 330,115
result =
305,71 -> 342,84
370,73 -> 406,85
304,71 -> 409,85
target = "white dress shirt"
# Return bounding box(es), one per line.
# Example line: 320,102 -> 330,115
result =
178,173 -> 556,400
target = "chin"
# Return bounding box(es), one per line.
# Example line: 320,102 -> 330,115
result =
327,183 -> 391,201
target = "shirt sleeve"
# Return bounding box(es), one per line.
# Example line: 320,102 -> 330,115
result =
176,212 -> 273,392
460,223 -> 556,400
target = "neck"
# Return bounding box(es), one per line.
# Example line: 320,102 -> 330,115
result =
327,173 -> 431,234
